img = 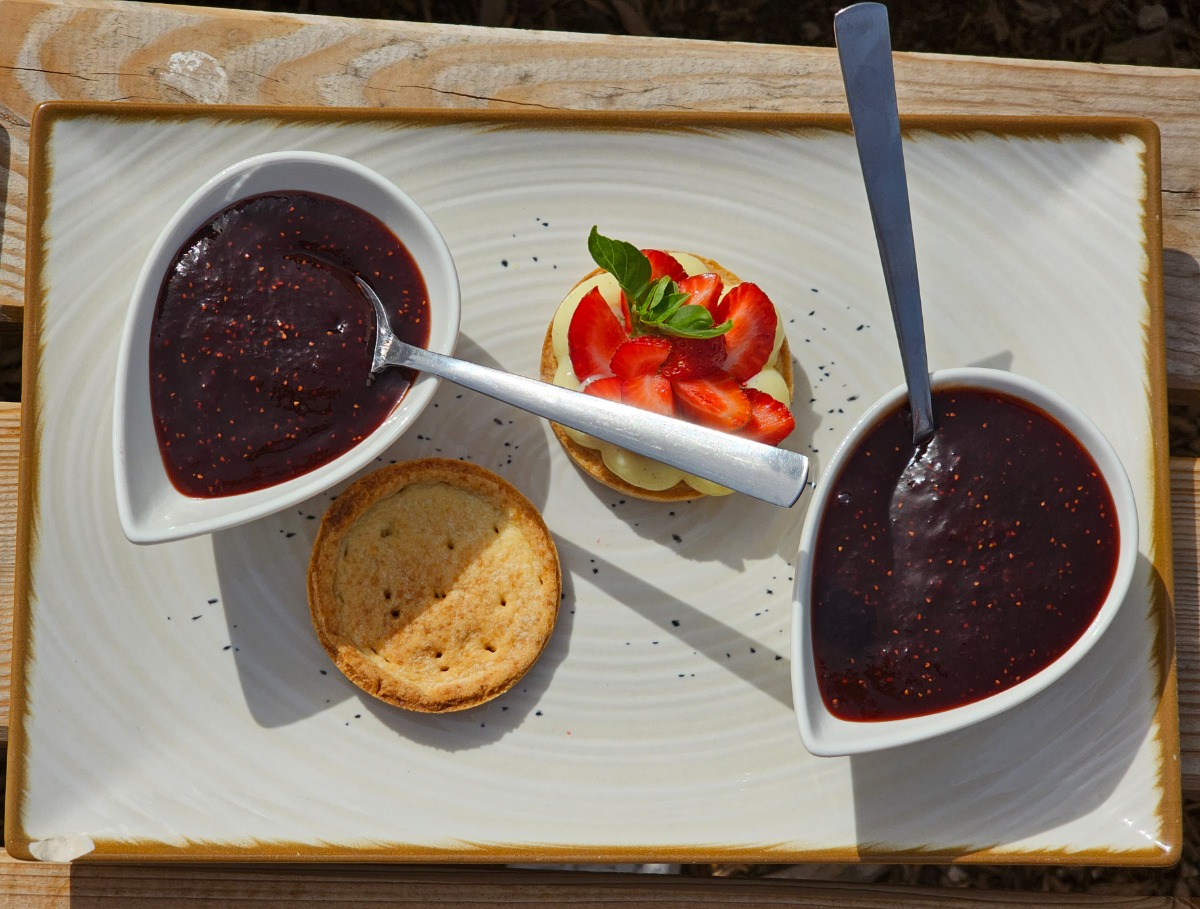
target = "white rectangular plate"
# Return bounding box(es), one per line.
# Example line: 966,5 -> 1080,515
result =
7,104 -> 1179,864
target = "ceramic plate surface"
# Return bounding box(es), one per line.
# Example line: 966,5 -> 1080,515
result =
8,104 -> 1178,864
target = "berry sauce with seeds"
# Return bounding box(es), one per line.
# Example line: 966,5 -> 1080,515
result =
150,191 -> 429,498
810,386 -> 1119,722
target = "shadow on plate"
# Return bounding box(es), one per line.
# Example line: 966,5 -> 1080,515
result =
847,551 -> 1172,858
553,537 -> 794,709
210,334 -> 573,749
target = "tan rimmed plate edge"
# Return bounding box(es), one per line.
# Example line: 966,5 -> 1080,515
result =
4,101 -> 1176,865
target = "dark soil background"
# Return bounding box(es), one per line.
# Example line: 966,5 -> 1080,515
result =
134,0 -> 1197,898
168,0 -> 1200,67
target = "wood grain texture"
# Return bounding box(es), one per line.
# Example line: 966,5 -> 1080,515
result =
0,1 -> 1198,382
0,402 -> 17,733
0,853 -> 1185,908
1171,457 -> 1200,793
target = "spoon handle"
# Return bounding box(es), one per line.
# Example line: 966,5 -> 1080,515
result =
835,2 -> 935,443
387,340 -> 810,508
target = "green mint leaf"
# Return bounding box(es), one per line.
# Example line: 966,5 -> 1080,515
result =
656,289 -> 692,322
588,226 -> 735,340
640,278 -> 674,321
659,306 -> 733,339
588,226 -> 650,303
643,276 -> 669,314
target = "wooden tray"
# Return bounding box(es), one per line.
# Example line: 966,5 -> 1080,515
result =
5,102 -> 1179,864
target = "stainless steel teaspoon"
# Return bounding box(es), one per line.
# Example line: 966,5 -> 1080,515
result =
835,2 -> 936,444
358,275 -> 810,508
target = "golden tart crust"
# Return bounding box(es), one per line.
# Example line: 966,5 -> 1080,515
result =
308,458 -> 560,712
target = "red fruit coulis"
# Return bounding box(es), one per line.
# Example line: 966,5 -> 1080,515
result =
810,386 -> 1119,722
149,191 -> 430,498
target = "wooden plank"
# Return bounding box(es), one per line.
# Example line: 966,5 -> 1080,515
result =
0,853 -> 1184,908
1172,456 -> 1200,792
0,402 -> 17,736
0,1 -> 1198,384
0,3 -> 1195,900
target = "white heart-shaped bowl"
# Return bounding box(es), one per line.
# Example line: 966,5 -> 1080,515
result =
113,151 -> 460,544
792,367 -> 1138,756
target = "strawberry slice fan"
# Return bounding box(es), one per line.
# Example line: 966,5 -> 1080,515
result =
569,231 -> 796,448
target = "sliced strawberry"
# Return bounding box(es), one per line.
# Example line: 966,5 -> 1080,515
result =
621,373 -> 675,417
642,249 -> 687,285
582,375 -> 623,402
659,336 -> 726,380
715,283 -> 778,383
610,336 -> 672,380
568,286 -> 628,381
672,372 -> 751,432
740,388 -> 795,445
677,273 -> 724,316
617,291 -> 633,333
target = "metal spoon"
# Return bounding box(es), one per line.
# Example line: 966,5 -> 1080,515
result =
835,2 -> 935,444
355,274 -> 810,508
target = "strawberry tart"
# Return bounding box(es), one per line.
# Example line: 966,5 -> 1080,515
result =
540,227 -> 795,501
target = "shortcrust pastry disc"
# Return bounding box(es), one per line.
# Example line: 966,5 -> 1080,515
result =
307,458 -> 561,712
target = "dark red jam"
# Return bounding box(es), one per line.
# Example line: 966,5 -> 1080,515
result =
810,386 -> 1119,722
150,191 -> 430,498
